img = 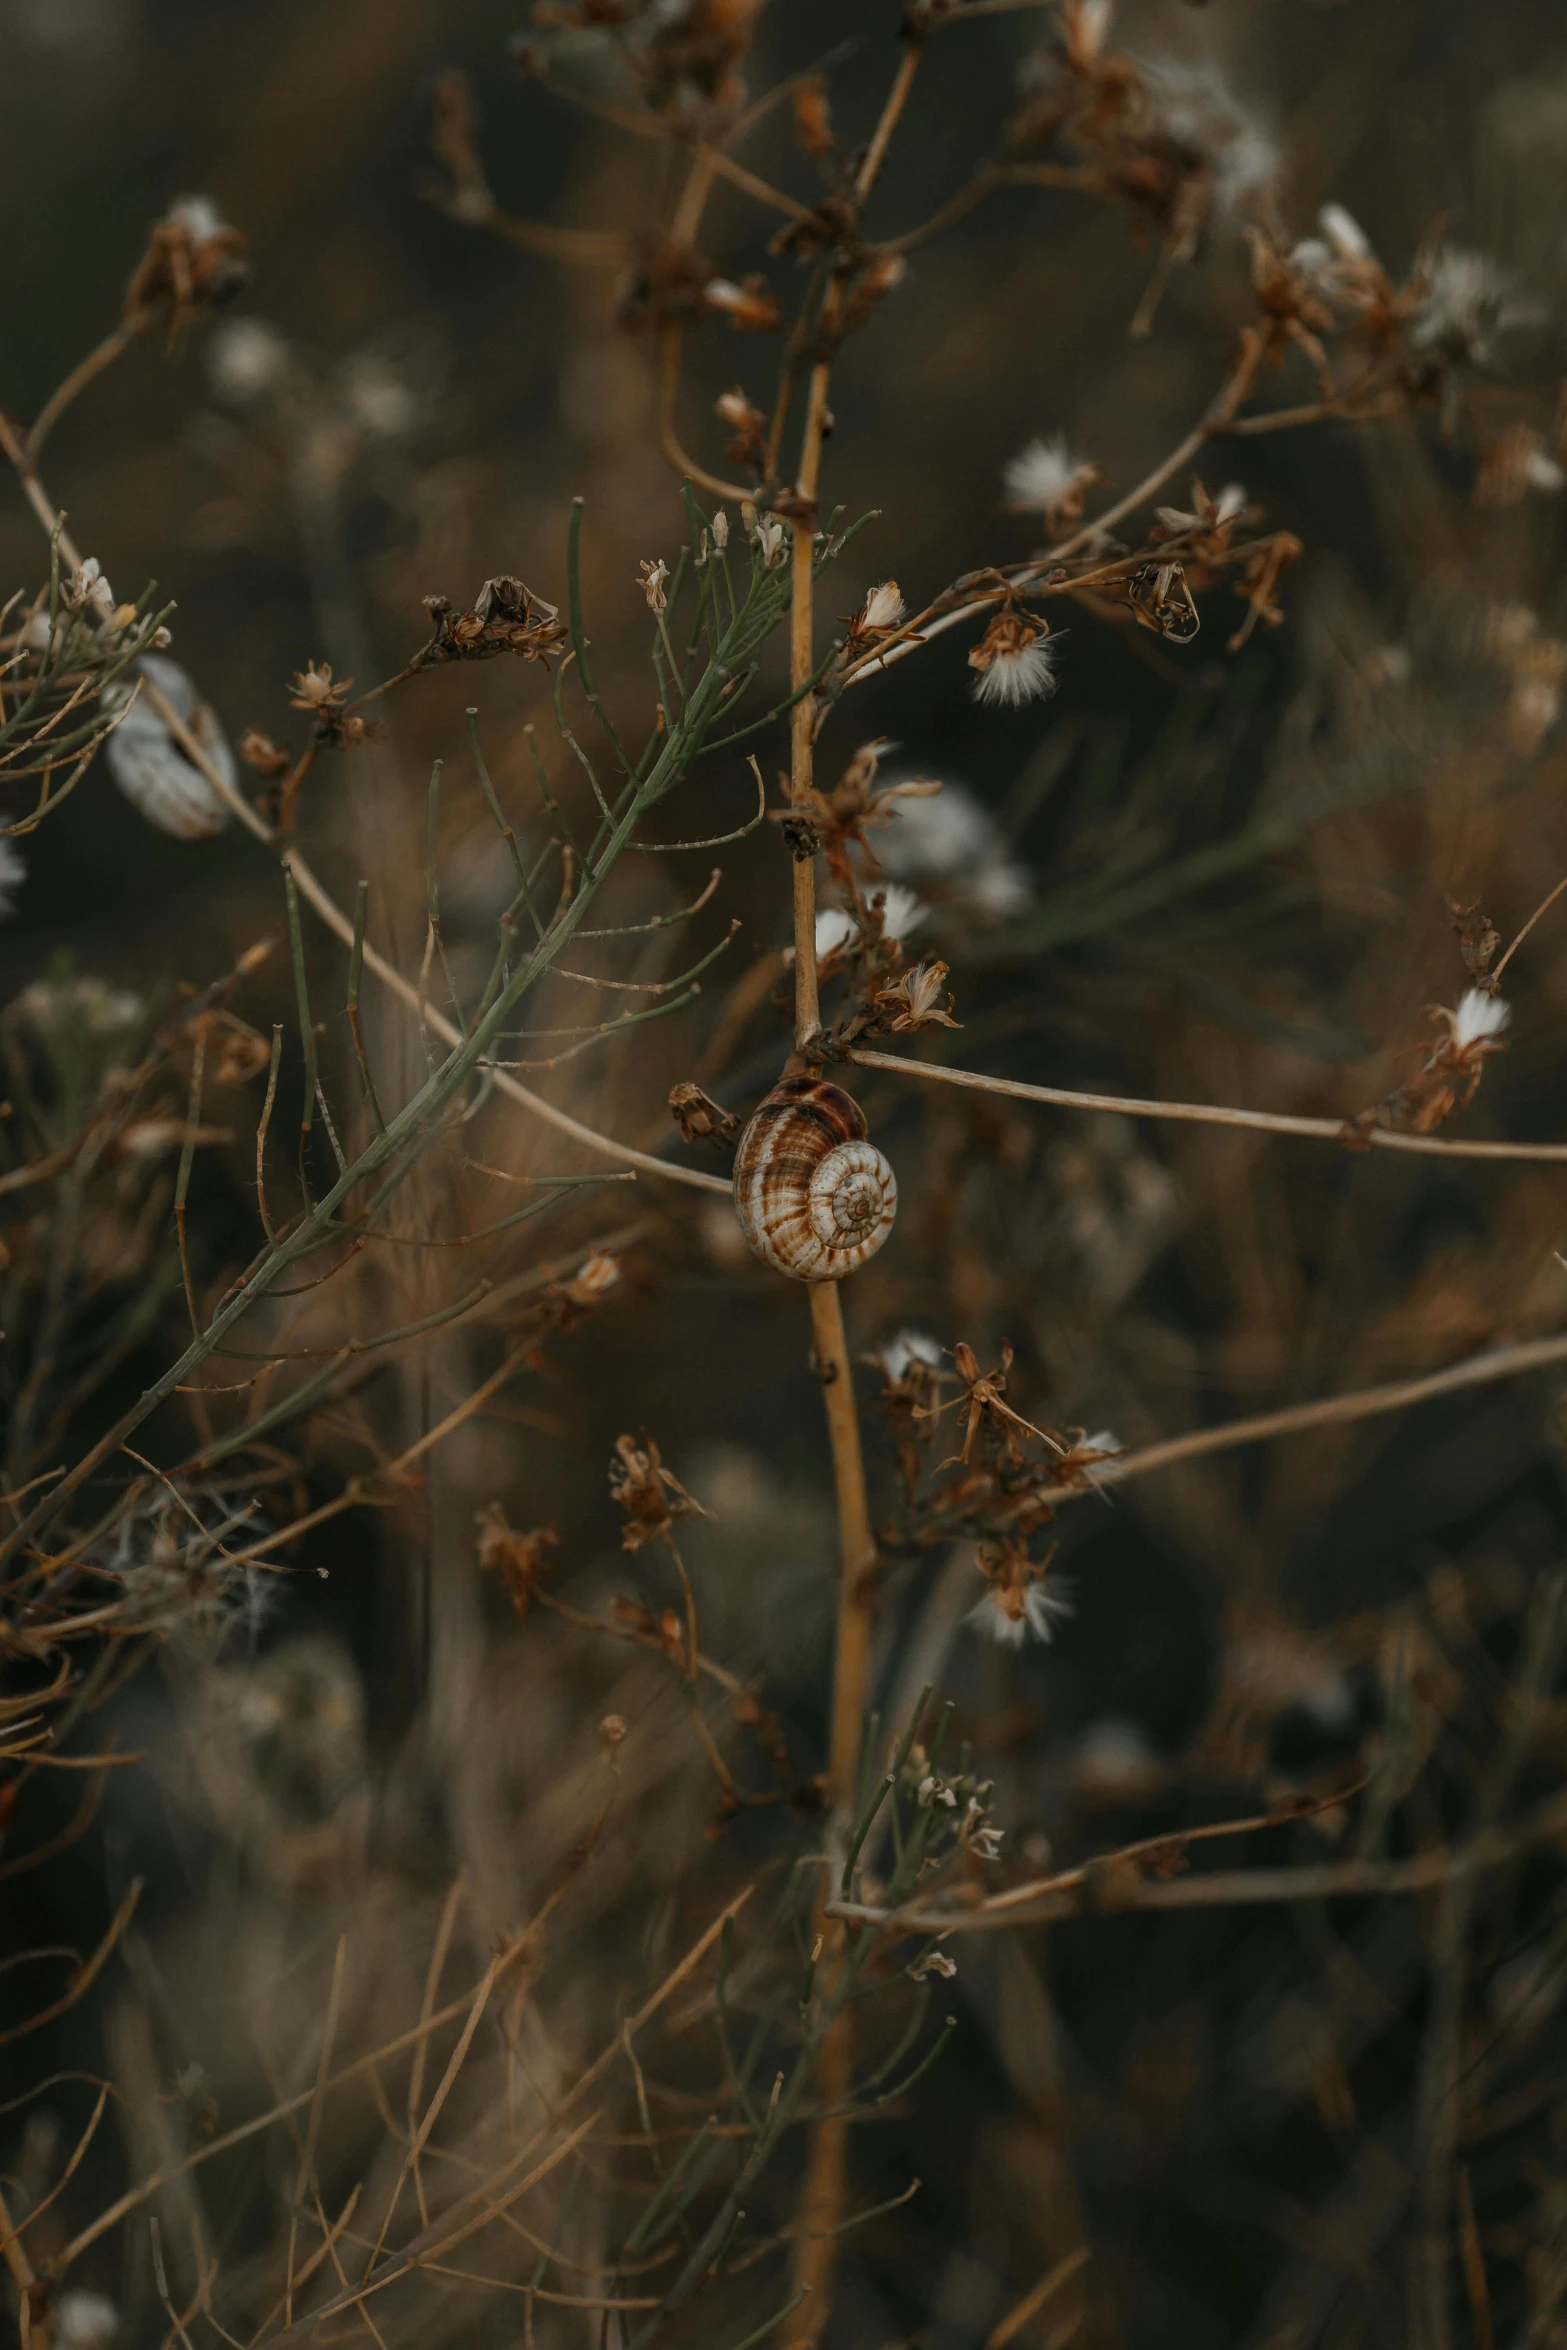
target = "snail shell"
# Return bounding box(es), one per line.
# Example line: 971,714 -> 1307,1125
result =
732,1075 -> 897,1282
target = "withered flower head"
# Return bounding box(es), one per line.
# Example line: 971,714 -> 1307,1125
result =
638,556 -> 671,611
968,610 -> 1059,707
126,196 -> 249,330
609,1433 -> 705,1552
1126,560 -> 1200,642
1003,435 -> 1100,531
417,576 -> 567,668
871,958 -> 960,1033
563,1251 -> 622,1312
715,386 -> 767,469
289,662 -> 350,714
704,274 -> 784,332
476,1504 -> 560,1621
669,1080 -> 741,1148
236,728 -> 292,778
970,1539 -> 1072,1647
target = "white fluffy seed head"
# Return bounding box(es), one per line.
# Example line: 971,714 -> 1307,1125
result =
1453,987 -> 1510,1047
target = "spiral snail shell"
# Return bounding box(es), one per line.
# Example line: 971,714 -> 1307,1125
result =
732,1075 -> 897,1282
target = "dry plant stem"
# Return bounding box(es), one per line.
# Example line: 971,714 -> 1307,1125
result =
829,1781 -> 1567,1936
2,457 -> 729,1202
0,2179 -> 46,2350
850,1047 -> 1567,1166
783,57 -> 925,2344
1053,1326 -> 1567,1505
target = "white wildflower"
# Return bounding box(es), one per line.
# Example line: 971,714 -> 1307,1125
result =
0,837 -> 25,919
1003,433 -> 1096,520
872,882 -> 926,942
969,612 -> 1059,709
859,580 -> 906,631
751,513 -> 787,568
1452,988 -> 1510,1048
969,1579 -> 1073,1648
881,1328 -> 942,1381
962,1797 -> 1005,1861
1410,246 -> 1543,366
206,318 -> 290,403
64,557 -> 117,626
814,906 -> 859,964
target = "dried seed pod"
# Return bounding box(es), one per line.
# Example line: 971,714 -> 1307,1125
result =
102,655 -> 234,840
732,1075 -> 897,1282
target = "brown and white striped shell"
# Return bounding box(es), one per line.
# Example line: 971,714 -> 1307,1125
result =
732,1076 -> 897,1283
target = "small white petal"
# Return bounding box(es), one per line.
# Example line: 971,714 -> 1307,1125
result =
874,882 -> 927,942
814,907 -> 859,962
880,1328 -> 942,1380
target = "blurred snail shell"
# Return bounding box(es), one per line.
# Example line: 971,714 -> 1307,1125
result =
732,1075 -> 897,1282
101,653 -> 233,841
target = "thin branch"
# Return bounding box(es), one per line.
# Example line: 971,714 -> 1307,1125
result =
849,1046 -> 1567,1166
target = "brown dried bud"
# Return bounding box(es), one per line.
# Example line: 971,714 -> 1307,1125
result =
669,1080 -> 741,1148
236,728 -> 291,777
780,814 -> 822,863
792,75 -> 834,159
477,1504 -> 559,1621
125,196 -> 248,329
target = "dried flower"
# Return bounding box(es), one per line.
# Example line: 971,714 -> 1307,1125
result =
711,507 -> 730,549
609,1433 -> 705,1551
970,1538 -> 1073,1647
639,556 -> 671,611
1003,434 -> 1099,530
908,1948 -> 958,1980
871,959 -> 960,1033
969,611 -> 1059,707
563,1250 -> 622,1311
715,386 -> 767,469
814,906 -> 859,967
869,882 -> 926,944
64,556 -> 119,627
745,507 -> 788,568
125,195 -> 248,328
236,728 -> 292,778
1127,559 -> 1200,642
289,661 -> 350,714
476,1505 -> 560,1621
858,581 -> 906,633
704,274 -> 784,331
669,1080 -> 741,1147
958,1793 -> 1006,1859
1409,245 -> 1542,369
